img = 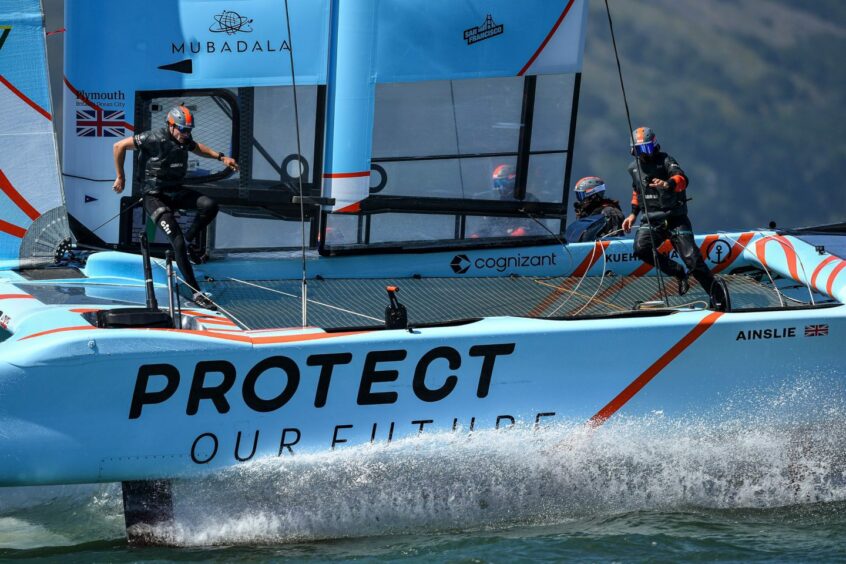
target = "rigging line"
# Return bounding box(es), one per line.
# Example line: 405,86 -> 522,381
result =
522,209 -> 575,271
533,278 -> 628,312
545,227 -> 627,317
721,231 -> 818,306
716,232 -> 784,307
151,258 -> 252,330
755,233 -> 816,305
604,0 -> 669,306
284,0 -> 309,328
227,277 -> 383,322
570,239 -> 610,317
89,197 -> 143,234
545,239 -> 605,317
550,229 -> 622,317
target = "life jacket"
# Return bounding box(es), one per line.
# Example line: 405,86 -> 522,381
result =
565,214 -> 609,243
134,128 -> 197,193
627,151 -> 688,219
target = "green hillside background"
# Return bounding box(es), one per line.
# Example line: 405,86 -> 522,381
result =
571,0 -> 846,231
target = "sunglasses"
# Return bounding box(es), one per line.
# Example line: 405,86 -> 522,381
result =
575,183 -> 606,202
634,141 -> 656,156
172,124 -> 193,133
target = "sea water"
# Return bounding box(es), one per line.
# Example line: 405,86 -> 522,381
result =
1,385 -> 845,561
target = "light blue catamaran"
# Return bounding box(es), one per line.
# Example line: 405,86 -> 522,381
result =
1,0 -> 844,543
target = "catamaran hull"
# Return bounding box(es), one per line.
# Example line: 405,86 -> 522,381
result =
1,305 -> 843,486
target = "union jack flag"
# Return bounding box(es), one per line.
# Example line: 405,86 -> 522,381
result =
804,324 -> 829,337
76,108 -> 126,137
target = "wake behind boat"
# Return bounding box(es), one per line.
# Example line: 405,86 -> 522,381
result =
0,0 -> 844,545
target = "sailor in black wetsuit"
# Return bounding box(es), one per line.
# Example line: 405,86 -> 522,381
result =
112,105 -> 239,310
565,176 -> 624,242
621,127 -> 727,310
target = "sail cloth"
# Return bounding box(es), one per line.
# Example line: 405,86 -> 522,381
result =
372,0 -> 589,82
326,0 -> 589,210
59,0 -> 589,239
0,0 -> 68,270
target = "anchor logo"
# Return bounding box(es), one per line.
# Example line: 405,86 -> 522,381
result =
706,238 -> 732,265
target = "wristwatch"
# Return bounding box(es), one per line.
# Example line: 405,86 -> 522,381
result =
217,151 -> 225,161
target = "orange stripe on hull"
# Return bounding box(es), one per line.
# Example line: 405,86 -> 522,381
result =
810,256 -> 838,292
825,261 -> 846,299
712,232 -> 755,274
589,311 -> 724,426
19,325 -> 94,340
529,242 -> 609,317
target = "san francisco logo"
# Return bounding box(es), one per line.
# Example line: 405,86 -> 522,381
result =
209,10 -> 253,35
464,14 -> 503,45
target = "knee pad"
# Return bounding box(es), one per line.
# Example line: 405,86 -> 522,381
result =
197,197 -> 219,218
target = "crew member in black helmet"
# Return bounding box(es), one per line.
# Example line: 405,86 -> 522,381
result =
565,176 -> 624,242
112,104 -> 238,310
621,126 -> 728,310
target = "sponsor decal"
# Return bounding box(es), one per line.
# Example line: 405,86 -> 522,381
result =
464,14 -> 503,45
451,252 -> 557,274
607,252 -> 638,263
735,327 -> 796,341
450,254 -> 470,274
706,238 -> 732,265
76,108 -> 127,137
75,89 -> 125,102
804,324 -> 829,337
172,39 -> 290,55
0,26 -> 10,51
171,10 -> 289,55
187,409 -> 557,465
73,89 -> 126,109
210,10 -> 253,35
128,344 -> 518,465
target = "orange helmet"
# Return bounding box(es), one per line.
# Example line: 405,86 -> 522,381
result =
631,126 -> 657,156
491,164 -> 517,198
166,105 -> 194,132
